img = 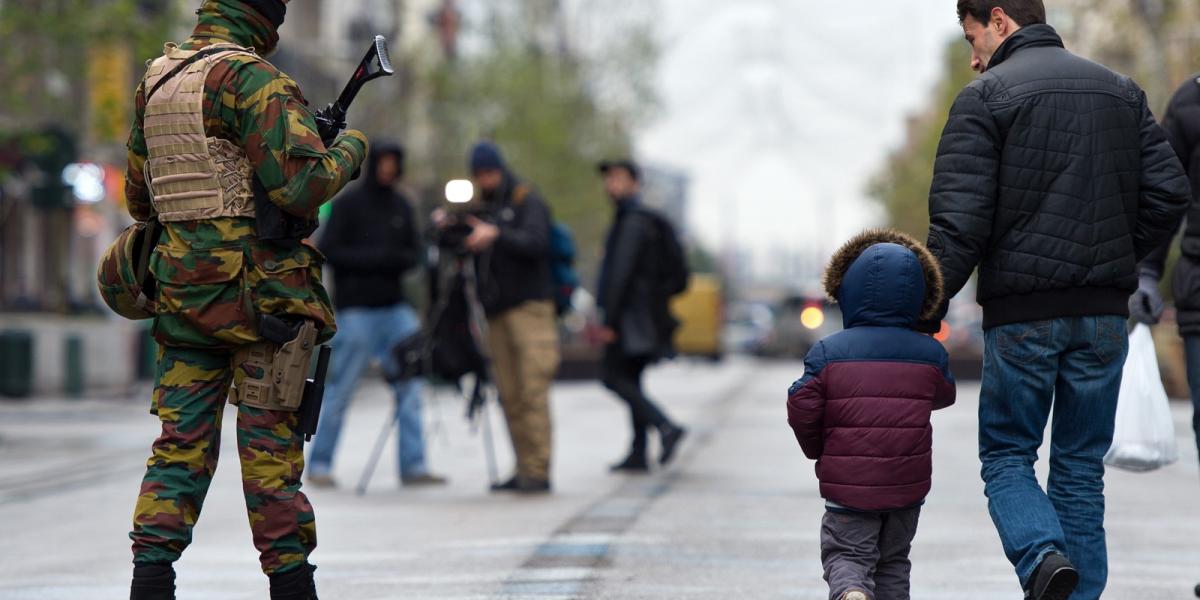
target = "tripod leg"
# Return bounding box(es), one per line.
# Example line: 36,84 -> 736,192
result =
478,393 -> 499,485
355,405 -> 397,496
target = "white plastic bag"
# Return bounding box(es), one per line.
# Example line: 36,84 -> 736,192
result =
1104,324 -> 1178,472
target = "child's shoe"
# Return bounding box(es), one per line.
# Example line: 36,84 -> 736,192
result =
839,591 -> 868,600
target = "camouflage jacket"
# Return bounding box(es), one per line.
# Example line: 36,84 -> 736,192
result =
125,1 -> 367,349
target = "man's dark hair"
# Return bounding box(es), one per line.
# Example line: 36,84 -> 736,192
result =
957,0 -> 1046,27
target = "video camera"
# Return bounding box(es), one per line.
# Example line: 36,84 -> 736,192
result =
436,179 -> 491,252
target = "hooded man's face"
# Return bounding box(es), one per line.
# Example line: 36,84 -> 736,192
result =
375,154 -> 400,187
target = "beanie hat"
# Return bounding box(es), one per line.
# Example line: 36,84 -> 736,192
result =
469,142 -> 505,174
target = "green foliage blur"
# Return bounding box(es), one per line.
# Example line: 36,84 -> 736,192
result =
0,1 -> 179,134
414,9 -> 658,283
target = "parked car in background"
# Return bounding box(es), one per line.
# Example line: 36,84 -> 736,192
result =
760,294 -> 843,359
671,274 -> 725,361
724,301 -> 775,356
558,288 -> 604,380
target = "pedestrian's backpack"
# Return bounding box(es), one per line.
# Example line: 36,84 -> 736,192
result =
514,184 -> 580,315
642,208 -> 690,298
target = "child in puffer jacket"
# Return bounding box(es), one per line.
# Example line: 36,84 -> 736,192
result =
787,229 -> 956,600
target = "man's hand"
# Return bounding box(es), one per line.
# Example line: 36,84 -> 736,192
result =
431,208 -> 450,230
464,216 -> 500,253
1129,275 -> 1165,325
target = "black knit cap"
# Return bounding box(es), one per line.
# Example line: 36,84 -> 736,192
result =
243,0 -> 287,28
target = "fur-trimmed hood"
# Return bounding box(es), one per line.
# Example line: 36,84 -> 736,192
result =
823,229 -> 945,328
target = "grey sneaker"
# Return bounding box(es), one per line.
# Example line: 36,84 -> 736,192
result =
840,591 -> 868,600
401,473 -> 448,487
307,474 -> 336,489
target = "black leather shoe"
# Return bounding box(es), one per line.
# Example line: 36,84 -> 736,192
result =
514,478 -> 551,494
1025,553 -> 1078,600
610,454 -> 651,473
130,563 -> 175,600
269,563 -> 318,600
659,425 -> 687,465
491,476 -> 551,494
490,476 -> 520,492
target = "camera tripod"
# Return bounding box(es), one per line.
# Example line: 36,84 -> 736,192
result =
355,248 -> 501,495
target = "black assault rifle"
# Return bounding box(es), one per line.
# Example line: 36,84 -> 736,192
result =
256,34 -> 395,242
314,35 -> 395,145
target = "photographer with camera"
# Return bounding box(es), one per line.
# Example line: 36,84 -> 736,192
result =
435,141 -> 560,494
307,142 -> 447,490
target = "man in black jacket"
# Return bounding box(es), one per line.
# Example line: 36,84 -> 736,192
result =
457,141 -> 559,494
595,160 -> 687,473
928,2 -> 1189,599
308,142 -> 446,489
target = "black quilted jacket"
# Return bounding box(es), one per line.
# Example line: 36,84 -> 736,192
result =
927,25 -> 1190,329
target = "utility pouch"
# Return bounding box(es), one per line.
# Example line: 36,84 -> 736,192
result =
231,319 -> 317,411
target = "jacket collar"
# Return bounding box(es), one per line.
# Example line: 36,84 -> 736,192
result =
987,23 -> 1064,71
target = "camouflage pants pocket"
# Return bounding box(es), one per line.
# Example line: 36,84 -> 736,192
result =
151,245 -> 258,347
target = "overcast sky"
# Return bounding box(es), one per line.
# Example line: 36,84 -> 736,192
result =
636,0 -> 962,269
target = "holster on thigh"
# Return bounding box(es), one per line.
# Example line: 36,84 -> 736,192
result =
230,320 -> 317,411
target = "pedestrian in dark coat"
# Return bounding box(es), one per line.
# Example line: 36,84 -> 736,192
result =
595,160 -> 687,472
927,3 -> 1190,598
788,228 -> 955,600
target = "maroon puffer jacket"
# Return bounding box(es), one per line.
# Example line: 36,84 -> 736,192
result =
787,230 -> 956,512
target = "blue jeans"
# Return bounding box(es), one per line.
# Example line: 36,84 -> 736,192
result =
308,304 -> 430,479
1181,336 -> 1200,462
980,316 -> 1127,600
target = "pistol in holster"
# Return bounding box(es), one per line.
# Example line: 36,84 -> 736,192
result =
231,315 -> 317,411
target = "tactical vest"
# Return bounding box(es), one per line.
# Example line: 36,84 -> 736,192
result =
142,43 -> 257,223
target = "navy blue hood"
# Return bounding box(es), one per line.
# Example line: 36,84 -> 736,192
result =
839,244 -> 925,328
823,229 -> 945,330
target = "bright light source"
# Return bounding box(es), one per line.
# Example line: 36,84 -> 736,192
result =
62,162 -> 106,204
934,322 -> 951,343
445,179 -> 474,204
800,306 -> 825,330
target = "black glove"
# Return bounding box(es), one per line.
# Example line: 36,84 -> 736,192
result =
1128,274 -> 1165,325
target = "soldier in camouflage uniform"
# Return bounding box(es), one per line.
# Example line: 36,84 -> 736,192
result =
121,1 -> 367,599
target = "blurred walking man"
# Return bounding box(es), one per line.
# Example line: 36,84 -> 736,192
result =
595,160 -> 688,472
122,1 -> 367,598
927,2 -> 1189,599
308,142 -> 446,489
1128,74 -> 1200,599
463,142 -> 560,494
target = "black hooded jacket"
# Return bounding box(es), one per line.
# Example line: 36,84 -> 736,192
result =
927,24 -> 1190,329
318,143 -> 421,310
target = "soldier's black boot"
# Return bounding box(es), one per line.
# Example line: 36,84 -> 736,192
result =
130,563 -> 175,600
269,563 -> 318,600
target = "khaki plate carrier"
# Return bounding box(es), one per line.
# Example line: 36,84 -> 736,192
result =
142,43 -> 258,223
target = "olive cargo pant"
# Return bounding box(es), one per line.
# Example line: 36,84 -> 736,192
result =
487,300 -> 560,481
130,346 -> 316,575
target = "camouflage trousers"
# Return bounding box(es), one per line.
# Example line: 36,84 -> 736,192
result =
130,345 -> 316,574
